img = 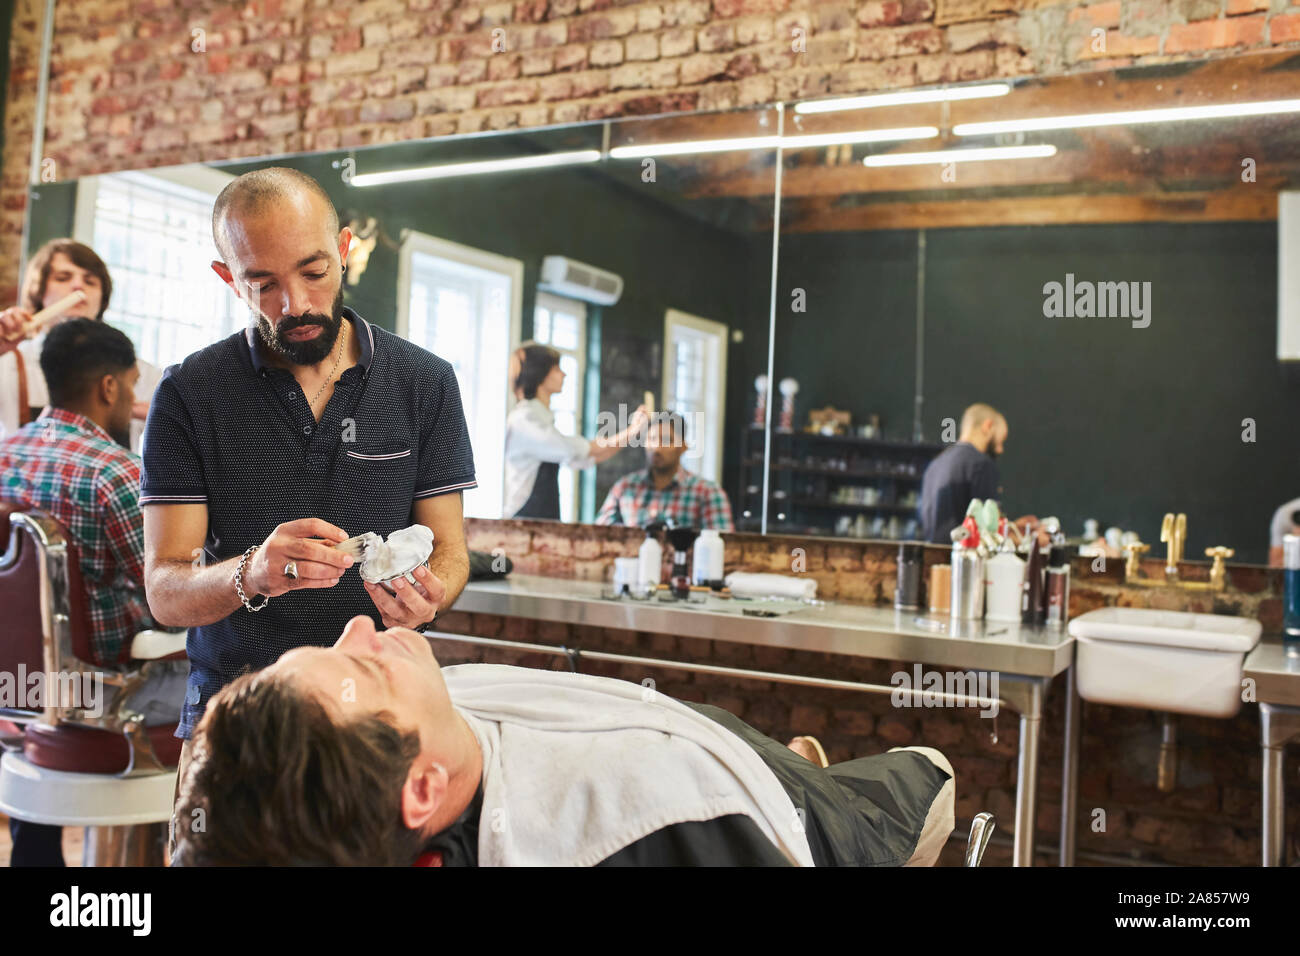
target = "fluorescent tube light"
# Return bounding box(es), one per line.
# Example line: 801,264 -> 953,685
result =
863,144 -> 1057,167
795,83 -> 1011,115
609,126 -> 938,158
348,150 -> 603,186
953,98 -> 1300,136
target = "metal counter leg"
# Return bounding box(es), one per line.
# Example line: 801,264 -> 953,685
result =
1260,703 -> 1300,867
1060,666 -> 1080,867
1015,710 -> 1042,866
1001,675 -> 1046,867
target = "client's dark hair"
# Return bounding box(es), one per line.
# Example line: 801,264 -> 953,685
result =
513,341 -> 561,400
653,409 -> 687,442
173,670 -> 425,867
39,318 -> 135,410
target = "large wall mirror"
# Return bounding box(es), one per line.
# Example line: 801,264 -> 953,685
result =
25,106 -> 781,531
22,51 -> 1300,563
772,51 -> 1300,564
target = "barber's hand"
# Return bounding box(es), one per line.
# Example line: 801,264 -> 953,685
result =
132,399 -> 151,421
0,306 -> 34,355
628,403 -> 650,435
364,565 -> 447,630
246,518 -> 353,598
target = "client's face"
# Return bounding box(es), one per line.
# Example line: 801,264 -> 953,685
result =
271,616 -> 451,741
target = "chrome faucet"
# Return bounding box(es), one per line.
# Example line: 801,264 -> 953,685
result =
1159,512 -> 1187,580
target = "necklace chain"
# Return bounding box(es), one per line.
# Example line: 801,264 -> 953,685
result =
308,328 -> 346,411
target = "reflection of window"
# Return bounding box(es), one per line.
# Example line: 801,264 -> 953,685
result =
73,168 -> 240,368
398,231 -> 522,519
533,291 -> 586,523
663,309 -> 727,483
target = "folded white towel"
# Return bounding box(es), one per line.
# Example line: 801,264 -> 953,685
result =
725,572 -> 817,601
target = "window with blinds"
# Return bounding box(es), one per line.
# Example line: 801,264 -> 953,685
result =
399,231 -> 522,520
83,170 -> 243,369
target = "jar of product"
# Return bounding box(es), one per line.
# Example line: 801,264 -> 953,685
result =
1285,534 -> 1300,642
929,563 -> 951,613
895,542 -> 923,610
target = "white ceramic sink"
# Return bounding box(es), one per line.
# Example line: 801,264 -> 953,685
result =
1068,608 -> 1262,717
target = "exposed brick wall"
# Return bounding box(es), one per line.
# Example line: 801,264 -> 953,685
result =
444,517 -> 1295,865
7,0 -> 1300,303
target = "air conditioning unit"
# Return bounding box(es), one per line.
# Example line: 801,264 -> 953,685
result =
539,255 -> 624,306
1280,192 -> 1300,360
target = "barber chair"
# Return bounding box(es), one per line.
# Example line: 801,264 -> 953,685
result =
0,503 -> 186,866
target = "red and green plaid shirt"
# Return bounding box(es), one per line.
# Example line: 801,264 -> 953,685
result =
596,466 -> 734,531
0,407 -> 151,664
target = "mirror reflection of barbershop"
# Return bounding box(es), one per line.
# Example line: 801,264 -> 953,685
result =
3,0 -> 1300,877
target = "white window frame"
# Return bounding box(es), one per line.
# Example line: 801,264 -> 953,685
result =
73,165 -> 237,247
71,166 -> 240,370
533,290 -> 588,523
663,308 -> 728,484
396,230 -> 524,519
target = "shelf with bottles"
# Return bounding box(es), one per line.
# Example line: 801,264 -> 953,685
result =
745,477 -> 920,508
744,423 -> 945,456
789,497 -> 917,515
764,511 -> 921,541
741,456 -> 925,483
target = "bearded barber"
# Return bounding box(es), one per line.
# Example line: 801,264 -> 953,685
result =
141,167 -> 476,786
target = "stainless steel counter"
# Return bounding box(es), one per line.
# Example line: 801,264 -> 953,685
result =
1244,638 -> 1300,707
456,574 -> 1073,678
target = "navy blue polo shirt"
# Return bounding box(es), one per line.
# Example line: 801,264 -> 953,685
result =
140,309 -> 477,739
918,441 -> 999,544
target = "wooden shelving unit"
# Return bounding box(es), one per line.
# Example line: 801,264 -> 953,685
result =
736,425 -> 945,538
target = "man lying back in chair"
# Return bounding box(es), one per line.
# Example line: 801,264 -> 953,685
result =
173,615 -> 954,867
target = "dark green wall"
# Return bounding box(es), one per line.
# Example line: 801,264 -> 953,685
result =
26,179 -> 77,250
776,221 -> 1291,563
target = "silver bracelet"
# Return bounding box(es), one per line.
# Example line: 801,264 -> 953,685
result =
235,544 -> 269,612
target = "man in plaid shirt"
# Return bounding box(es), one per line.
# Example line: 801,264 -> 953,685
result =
0,319 -> 160,866
596,410 -> 734,531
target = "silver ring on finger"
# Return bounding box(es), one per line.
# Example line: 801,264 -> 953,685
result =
283,561 -> 299,580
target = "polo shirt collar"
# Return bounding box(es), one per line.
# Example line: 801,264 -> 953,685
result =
37,406 -> 113,444
245,307 -> 375,374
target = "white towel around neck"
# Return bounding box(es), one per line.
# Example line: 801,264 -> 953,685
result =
443,663 -> 815,867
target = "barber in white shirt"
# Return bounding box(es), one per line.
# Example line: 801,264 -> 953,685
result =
504,342 -> 647,520
0,239 -> 159,451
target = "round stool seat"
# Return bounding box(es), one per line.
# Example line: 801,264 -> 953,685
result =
0,751 -> 176,826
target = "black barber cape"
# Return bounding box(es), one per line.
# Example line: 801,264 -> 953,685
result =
421,703 -> 949,867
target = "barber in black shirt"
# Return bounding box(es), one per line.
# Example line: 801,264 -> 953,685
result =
919,402 -> 1025,543
142,167 -> 477,800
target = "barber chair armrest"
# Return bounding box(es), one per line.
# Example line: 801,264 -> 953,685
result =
130,629 -> 187,661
